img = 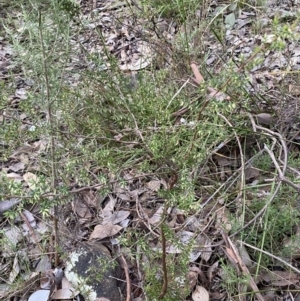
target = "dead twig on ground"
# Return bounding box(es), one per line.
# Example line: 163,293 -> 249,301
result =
120,253 -> 131,301
218,113 -> 245,202
229,115 -> 287,238
238,240 -> 300,275
264,144 -> 300,192
20,212 -> 43,252
222,233 -> 264,301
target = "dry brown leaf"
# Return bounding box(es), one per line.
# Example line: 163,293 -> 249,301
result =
224,236 -> 264,301
189,266 -> 208,286
51,288 -> 77,300
35,255 -> 51,272
103,197 -> 116,212
32,139 -> 47,153
6,172 -> 23,182
192,285 -> 209,301
207,261 -> 219,282
22,209 -> 36,228
259,270 -> 300,287
3,226 -> 23,250
210,291 -> 226,300
103,210 -> 130,225
40,270 -> 54,290
225,247 -> 239,268
186,270 -> 198,290
146,180 -> 161,192
89,223 -> 122,240
283,226 -> 300,259
23,172 -> 39,190
195,235 -> 212,262
190,62 -> 204,84
0,198 -> 21,215
237,243 -> 252,268
28,289 -> 51,301
207,87 -> 230,101
117,193 -> 131,201
149,206 -> 164,224
83,191 -> 99,207
51,276 -> 79,300
9,254 -> 20,284
214,154 -> 231,167
73,200 -> 92,219
262,291 -> 276,301
289,84 -> 300,96
255,113 -> 273,126
245,166 -> 260,183
215,206 -> 232,231
9,162 -> 25,172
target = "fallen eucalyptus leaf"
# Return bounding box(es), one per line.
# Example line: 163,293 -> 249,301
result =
192,285 -> 209,301
255,113 -> 273,126
28,289 -> 50,301
0,198 -> 21,215
225,13 -> 236,28
89,223 -> 122,240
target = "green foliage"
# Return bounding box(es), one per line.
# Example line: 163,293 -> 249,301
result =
142,0 -> 200,21
220,261 -> 251,299
2,0 -> 300,299
242,191 -> 299,265
57,0 -> 80,18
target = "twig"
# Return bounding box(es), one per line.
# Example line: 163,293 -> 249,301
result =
222,233 -> 264,301
264,144 -> 300,192
120,254 -> 131,301
229,115 -> 288,238
20,212 -> 43,252
3,114 -> 33,125
136,246 -> 143,282
197,149 -> 265,211
135,196 -> 160,238
218,113 -> 245,200
238,240 -> 300,275
250,118 -> 288,174
166,78 -> 190,109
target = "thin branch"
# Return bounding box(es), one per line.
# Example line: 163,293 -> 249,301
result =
222,233 -> 264,301
121,254 -> 131,301
20,212 -> 43,252
217,113 -> 245,200
238,240 -> 300,275
166,78 -> 190,109
38,9 -> 59,267
264,144 -> 300,192
197,149 -> 265,211
229,115 -> 288,238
